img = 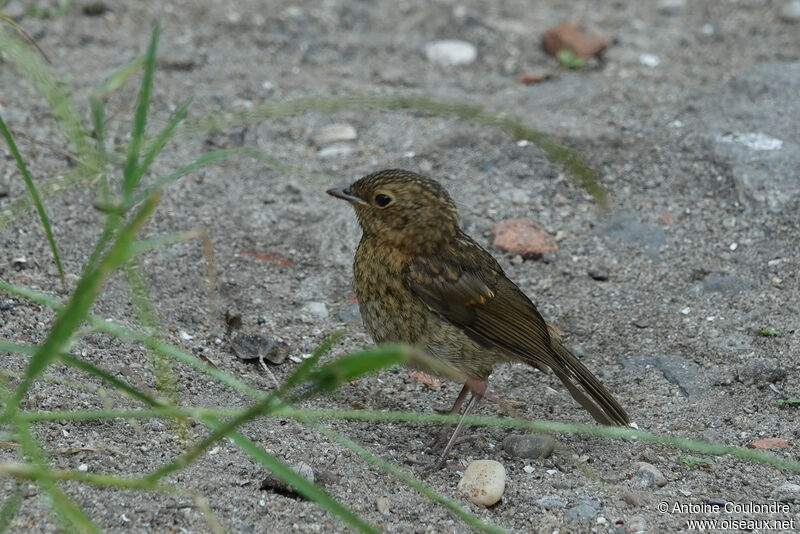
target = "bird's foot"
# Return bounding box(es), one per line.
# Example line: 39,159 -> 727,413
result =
426,425 -> 453,453
418,455 -> 448,477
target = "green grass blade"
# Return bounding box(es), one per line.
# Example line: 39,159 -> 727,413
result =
89,97 -> 107,164
126,96 -> 193,190
175,94 -> 606,202
0,481 -> 24,532
122,25 -> 159,198
277,330 -> 344,395
303,417 -> 508,534
301,345 -> 408,395
127,147 -> 248,207
124,258 -> 179,400
198,415 -> 380,534
58,352 -> 167,408
0,192 -> 161,423
91,55 -> 144,99
0,27 -> 96,169
0,113 -> 65,280
0,381 -> 101,534
0,12 -> 51,63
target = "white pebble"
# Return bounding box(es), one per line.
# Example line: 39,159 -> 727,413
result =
425,40 -> 477,67
312,123 -> 357,146
718,132 -> 783,151
303,302 -> 329,319
78,464 -> 88,472
292,462 -> 315,483
457,460 -> 506,506
779,0 -> 800,22
523,465 -> 535,474
680,307 -> 691,315
639,53 -> 661,68
729,242 -> 738,251
179,330 -> 193,340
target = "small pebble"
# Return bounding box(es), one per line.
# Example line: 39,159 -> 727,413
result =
491,218 -> 558,259
502,434 -> 556,459
292,462 -> 315,483
680,307 -> 691,315
375,496 -> 390,516
522,465 -> 535,474
565,503 -> 598,521
736,357 -> 786,386
773,482 -> 800,503
541,252 -> 558,264
457,460 -> 506,506
425,39 -> 477,67
779,0 -> 800,22
312,123 -> 357,146
536,496 -> 567,508
336,303 -> 361,323
303,302 -> 329,320
0,300 -> 12,311
510,189 -> 530,204
622,490 -> 645,507
707,497 -> 726,506
639,53 -> 661,68
658,0 -> 686,14
632,318 -> 649,329
632,461 -> 667,488
510,254 -> 524,265
627,515 -> 648,532
588,267 -> 609,281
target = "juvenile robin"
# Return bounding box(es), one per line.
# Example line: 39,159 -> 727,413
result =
328,169 -> 629,470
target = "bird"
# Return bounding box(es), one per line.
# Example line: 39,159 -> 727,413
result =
327,169 -> 629,470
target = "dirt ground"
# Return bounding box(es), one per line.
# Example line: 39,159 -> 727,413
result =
1,1 -> 799,533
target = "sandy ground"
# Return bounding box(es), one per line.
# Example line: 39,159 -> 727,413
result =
1,1 -> 799,533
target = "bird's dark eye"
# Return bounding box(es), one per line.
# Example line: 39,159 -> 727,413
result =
374,193 -> 393,207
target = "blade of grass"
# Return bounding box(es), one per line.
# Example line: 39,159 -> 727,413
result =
126,147 -> 255,209
92,55 -> 144,99
0,113 -> 65,281
4,278 -> 800,476
302,417 -> 508,534
0,27 -> 96,168
143,344 -> 409,483
0,192 -> 161,424
124,258 -> 180,403
0,12 -> 51,63
175,94 -> 607,202
126,96 -> 193,190
122,26 -> 159,198
0,380 -> 101,534
0,279 -> 265,399
0,481 -> 24,532
276,329 -> 344,395
197,415 -> 380,534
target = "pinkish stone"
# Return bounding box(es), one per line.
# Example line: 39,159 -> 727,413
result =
490,218 -> 558,258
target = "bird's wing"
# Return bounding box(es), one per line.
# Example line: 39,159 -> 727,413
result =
402,236 -> 556,372
403,235 -> 629,426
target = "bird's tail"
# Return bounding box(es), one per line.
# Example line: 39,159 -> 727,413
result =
545,332 -> 629,426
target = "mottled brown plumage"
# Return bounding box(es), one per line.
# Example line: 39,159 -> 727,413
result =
328,169 -> 629,469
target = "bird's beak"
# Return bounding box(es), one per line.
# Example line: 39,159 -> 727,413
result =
326,187 -> 368,206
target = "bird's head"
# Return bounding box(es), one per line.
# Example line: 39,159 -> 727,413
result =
327,169 -> 460,253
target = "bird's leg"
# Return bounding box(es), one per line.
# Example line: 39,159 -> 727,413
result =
427,383 -> 470,450
425,378 -> 486,473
